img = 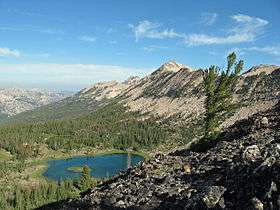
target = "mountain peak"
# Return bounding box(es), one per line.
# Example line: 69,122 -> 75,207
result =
158,60 -> 188,73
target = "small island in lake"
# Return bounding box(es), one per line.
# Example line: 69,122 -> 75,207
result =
67,166 -> 90,173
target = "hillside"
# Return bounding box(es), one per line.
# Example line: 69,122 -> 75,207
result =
1,62 -> 279,153
2,77 -> 140,123
0,88 -> 71,120
41,101 -> 280,210
122,63 -> 279,128
3,62 -> 279,128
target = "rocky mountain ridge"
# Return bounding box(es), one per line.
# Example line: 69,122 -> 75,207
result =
78,76 -> 140,102
75,61 -> 279,126
243,64 -> 280,77
3,61 -> 279,127
0,76 -> 141,123
120,62 -> 279,130
0,88 -> 71,117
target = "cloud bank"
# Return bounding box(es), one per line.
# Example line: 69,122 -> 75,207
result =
0,47 -> 21,57
0,63 -> 153,90
129,21 -> 181,42
131,14 -> 269,46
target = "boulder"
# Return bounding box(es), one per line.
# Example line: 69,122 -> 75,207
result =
243,145 -> 262,163
251,197 -> 263,210
202,186 -> 226,208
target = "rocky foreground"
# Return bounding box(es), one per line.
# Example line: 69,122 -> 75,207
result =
40,102 -> 279,210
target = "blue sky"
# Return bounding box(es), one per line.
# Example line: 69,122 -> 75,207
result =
0,0 -> 279,91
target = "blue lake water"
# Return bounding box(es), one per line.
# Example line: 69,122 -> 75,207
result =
43,153 -> 144,182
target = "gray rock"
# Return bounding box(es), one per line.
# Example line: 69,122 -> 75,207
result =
202,186 -> 226,208
261,117 -> 269,126
115,200 -> 126,207
251,197 -> 263,210
243,145 -> 262,163
266,181 -> 277,199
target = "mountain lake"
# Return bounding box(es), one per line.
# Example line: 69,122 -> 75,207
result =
43,153 -> 144,181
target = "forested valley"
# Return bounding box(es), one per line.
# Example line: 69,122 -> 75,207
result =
0,101 -> 168,209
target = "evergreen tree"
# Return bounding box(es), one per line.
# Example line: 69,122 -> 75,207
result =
79,165 -> 91,191
203,52 -> 243,141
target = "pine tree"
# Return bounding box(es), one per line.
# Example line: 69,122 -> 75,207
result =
79,165 -> 91,191
203,52 -> 243,141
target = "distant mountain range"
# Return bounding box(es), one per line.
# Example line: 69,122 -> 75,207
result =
0,88 -> 72,119
2,61 -> 279,128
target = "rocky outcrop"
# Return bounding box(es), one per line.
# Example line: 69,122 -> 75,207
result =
41,102 -> 280,209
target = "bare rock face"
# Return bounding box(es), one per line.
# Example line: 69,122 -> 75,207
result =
120,62 -> 279,131
78,77 -> 140,102
122,62 -> 204,120
157,60 -> 189,73
0,88 -> 70,116
243,64 -> 280,77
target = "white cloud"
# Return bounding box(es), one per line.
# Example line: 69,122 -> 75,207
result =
142,47 -> 156,52
0,26 -> 64,35
185,14 -> 268,45
6,8 -> 44,17
0,63 -> 153,90
39,29 -> 64,35
185,34 -> 255,45
229,14 -> 268,35
129,20 -> 181,42
130,15 -> 268,46
0,47 -> 21,57
225,45 -> 280,58
79,36 -> 96,42
244,46 -> 280,56
142,45 -> 169,52
201,13 -> 218,25
0,27 -> 23,32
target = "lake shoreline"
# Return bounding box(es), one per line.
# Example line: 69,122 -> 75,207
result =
43,152 -> 144,181
30,148 -> 148,176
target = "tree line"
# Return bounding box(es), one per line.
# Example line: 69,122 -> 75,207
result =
0,165 -> 96,210
0,102 -> 167,160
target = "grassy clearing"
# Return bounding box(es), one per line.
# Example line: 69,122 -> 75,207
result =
30,164 -> 48,179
